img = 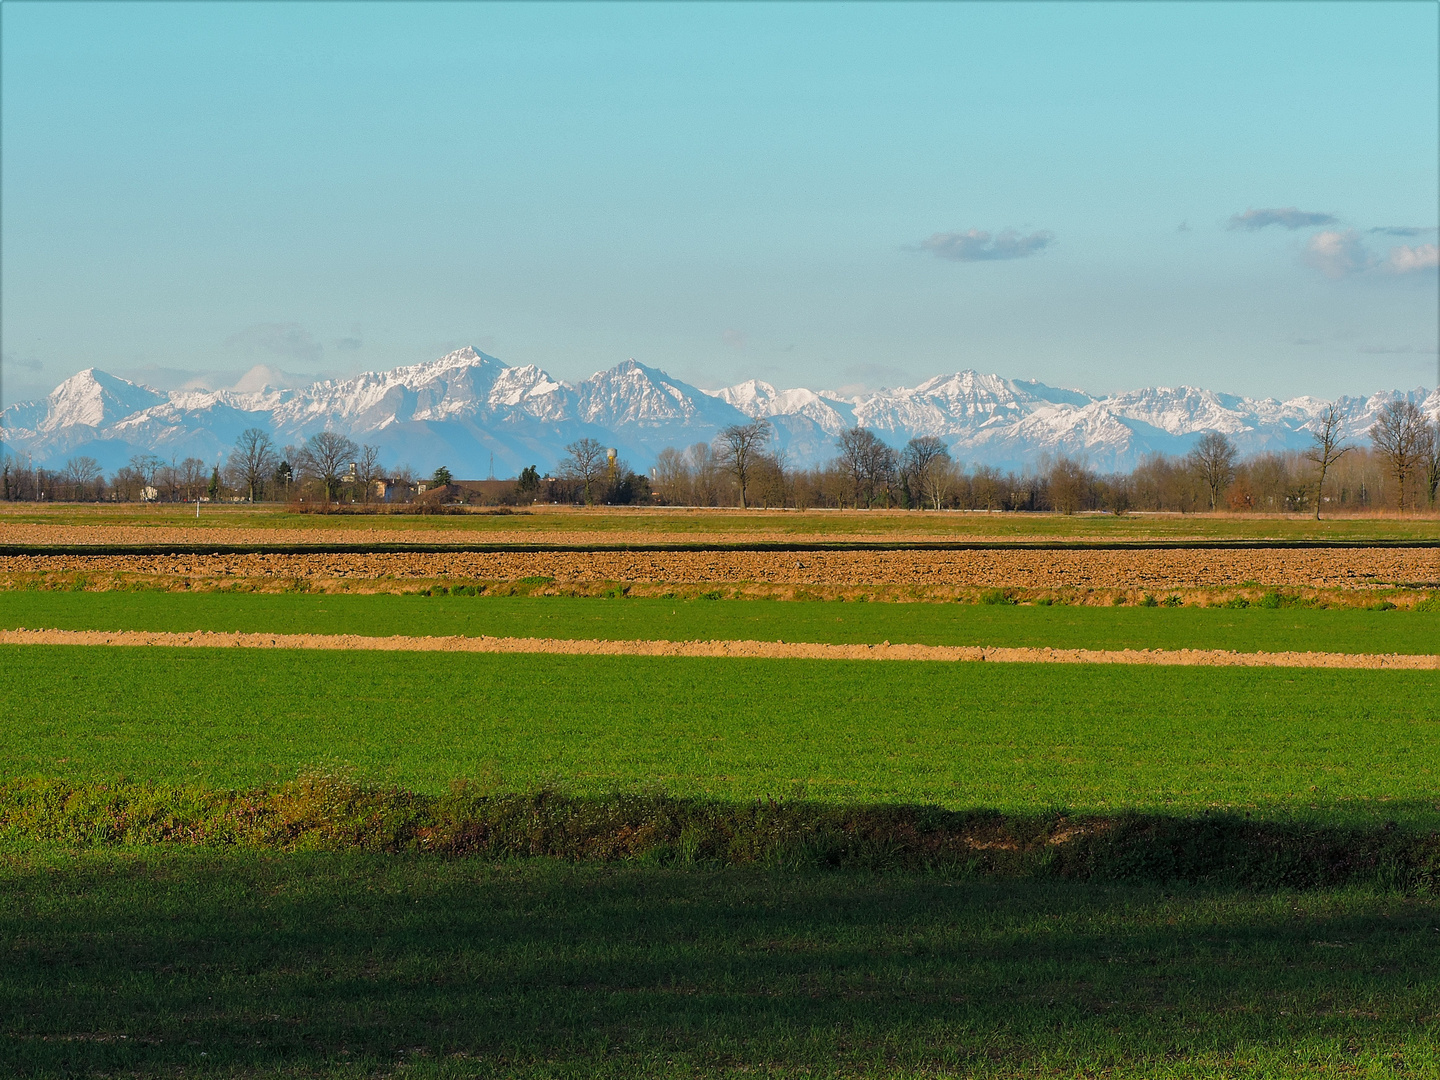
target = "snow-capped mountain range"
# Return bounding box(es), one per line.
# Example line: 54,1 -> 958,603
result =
3,347 -> 1436,477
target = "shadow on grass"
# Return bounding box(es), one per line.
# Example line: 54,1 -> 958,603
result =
3,850 -> 1439,1078
7,778 -> 1440,892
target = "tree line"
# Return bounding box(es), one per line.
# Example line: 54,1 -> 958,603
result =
4,398 -> 1437,514
638,400 -> 1440,515
0,429 -> 398,506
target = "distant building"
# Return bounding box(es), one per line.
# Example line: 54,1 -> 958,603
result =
372,477 -> 418,503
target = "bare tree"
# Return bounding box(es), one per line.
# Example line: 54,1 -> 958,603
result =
714,420 -> 772,509
1302,402 -> 1352,519
970,463 -> 1003,511
687,442 -> 723,505
229,428 -> 279,503
836,428 -> 899,508
652,446 -> 694,505
835,428 -> 869,508
1187,431 -> 1238,510
294,431 -> 359,504
355,444 -> 383,504
180,457 -> 208,502
156,459 -> 180,501
900,436 -> 952,510
836,427 -> 898,508
128,453 -> 163,492
749,449 -> 790,508
1046,457 -> 1093,514
870,440 -> 900,506
109,465 -> 142,502
1369,399 -> 1429,512
1423,420 -> 1440,509
559,437 -> 608,504
61,456 -> 102,501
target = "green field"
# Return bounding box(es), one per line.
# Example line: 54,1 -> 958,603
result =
4,646 -> 1436,821
6,502 -> 1438,541
6,590 -> 1439,654
7,574 -> 1440,1077
3,849 -> 1437,1079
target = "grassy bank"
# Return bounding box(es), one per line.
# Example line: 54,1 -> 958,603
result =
5,590 -> 1439,653
3,646 -> 1436,821
3,848 -> 1438,1078
7,776 -> 1439,891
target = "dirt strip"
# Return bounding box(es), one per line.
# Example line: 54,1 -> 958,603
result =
5,546 -> 1438,588
2,628 -> 1435,669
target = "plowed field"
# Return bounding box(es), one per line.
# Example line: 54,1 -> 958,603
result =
4,545 -> 1435,589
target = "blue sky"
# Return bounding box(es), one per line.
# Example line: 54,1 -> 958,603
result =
2,1 -> 1436,408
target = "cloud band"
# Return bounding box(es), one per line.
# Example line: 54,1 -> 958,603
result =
919,228 -> 1055,262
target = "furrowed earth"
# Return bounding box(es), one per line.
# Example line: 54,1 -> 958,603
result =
4,545 -> 1437,591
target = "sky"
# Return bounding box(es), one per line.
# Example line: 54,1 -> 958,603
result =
2,1 -> 1437,410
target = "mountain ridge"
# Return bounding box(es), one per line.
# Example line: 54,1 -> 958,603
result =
3,347 -> 1436,477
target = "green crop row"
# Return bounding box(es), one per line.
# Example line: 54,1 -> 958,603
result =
5,590 -> 1439,653
4,646 -> 1437,822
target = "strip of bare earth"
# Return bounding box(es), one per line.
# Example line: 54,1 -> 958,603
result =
2,627 -> 1434,668
4,546 -> 1438,588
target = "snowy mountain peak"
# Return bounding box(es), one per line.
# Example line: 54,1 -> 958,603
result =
39,368 -> 167,433
373,346 -> 502,387
577,359 -> 743,428
707,379 -> 779,413
910,370 -> 1017,400
708,379 -> 854,435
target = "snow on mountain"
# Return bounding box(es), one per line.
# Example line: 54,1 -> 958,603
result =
2,348 -> 1434,476
262,347 -> 525,433
577,359 -> 740,429
1331,387 -> 1439,438
959,400 -> 1153,471
227,364 -> 311,393
853,372 -> 1056,437
0,368 -> 169,462
32,368 -> 167,434
708,380 -> 855,435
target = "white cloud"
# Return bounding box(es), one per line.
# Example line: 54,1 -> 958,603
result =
918,228 -> 1054,262
1387,243 -> 1439,274
1301,230 -> 1375,278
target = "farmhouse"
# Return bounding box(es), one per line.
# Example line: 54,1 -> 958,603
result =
371,477 -> 418,503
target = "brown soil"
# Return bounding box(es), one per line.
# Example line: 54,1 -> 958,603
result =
2,627 -> 1434,668
0,522 -> 773,547
4,547 -> 1435,590
0,516 -> 1167,547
